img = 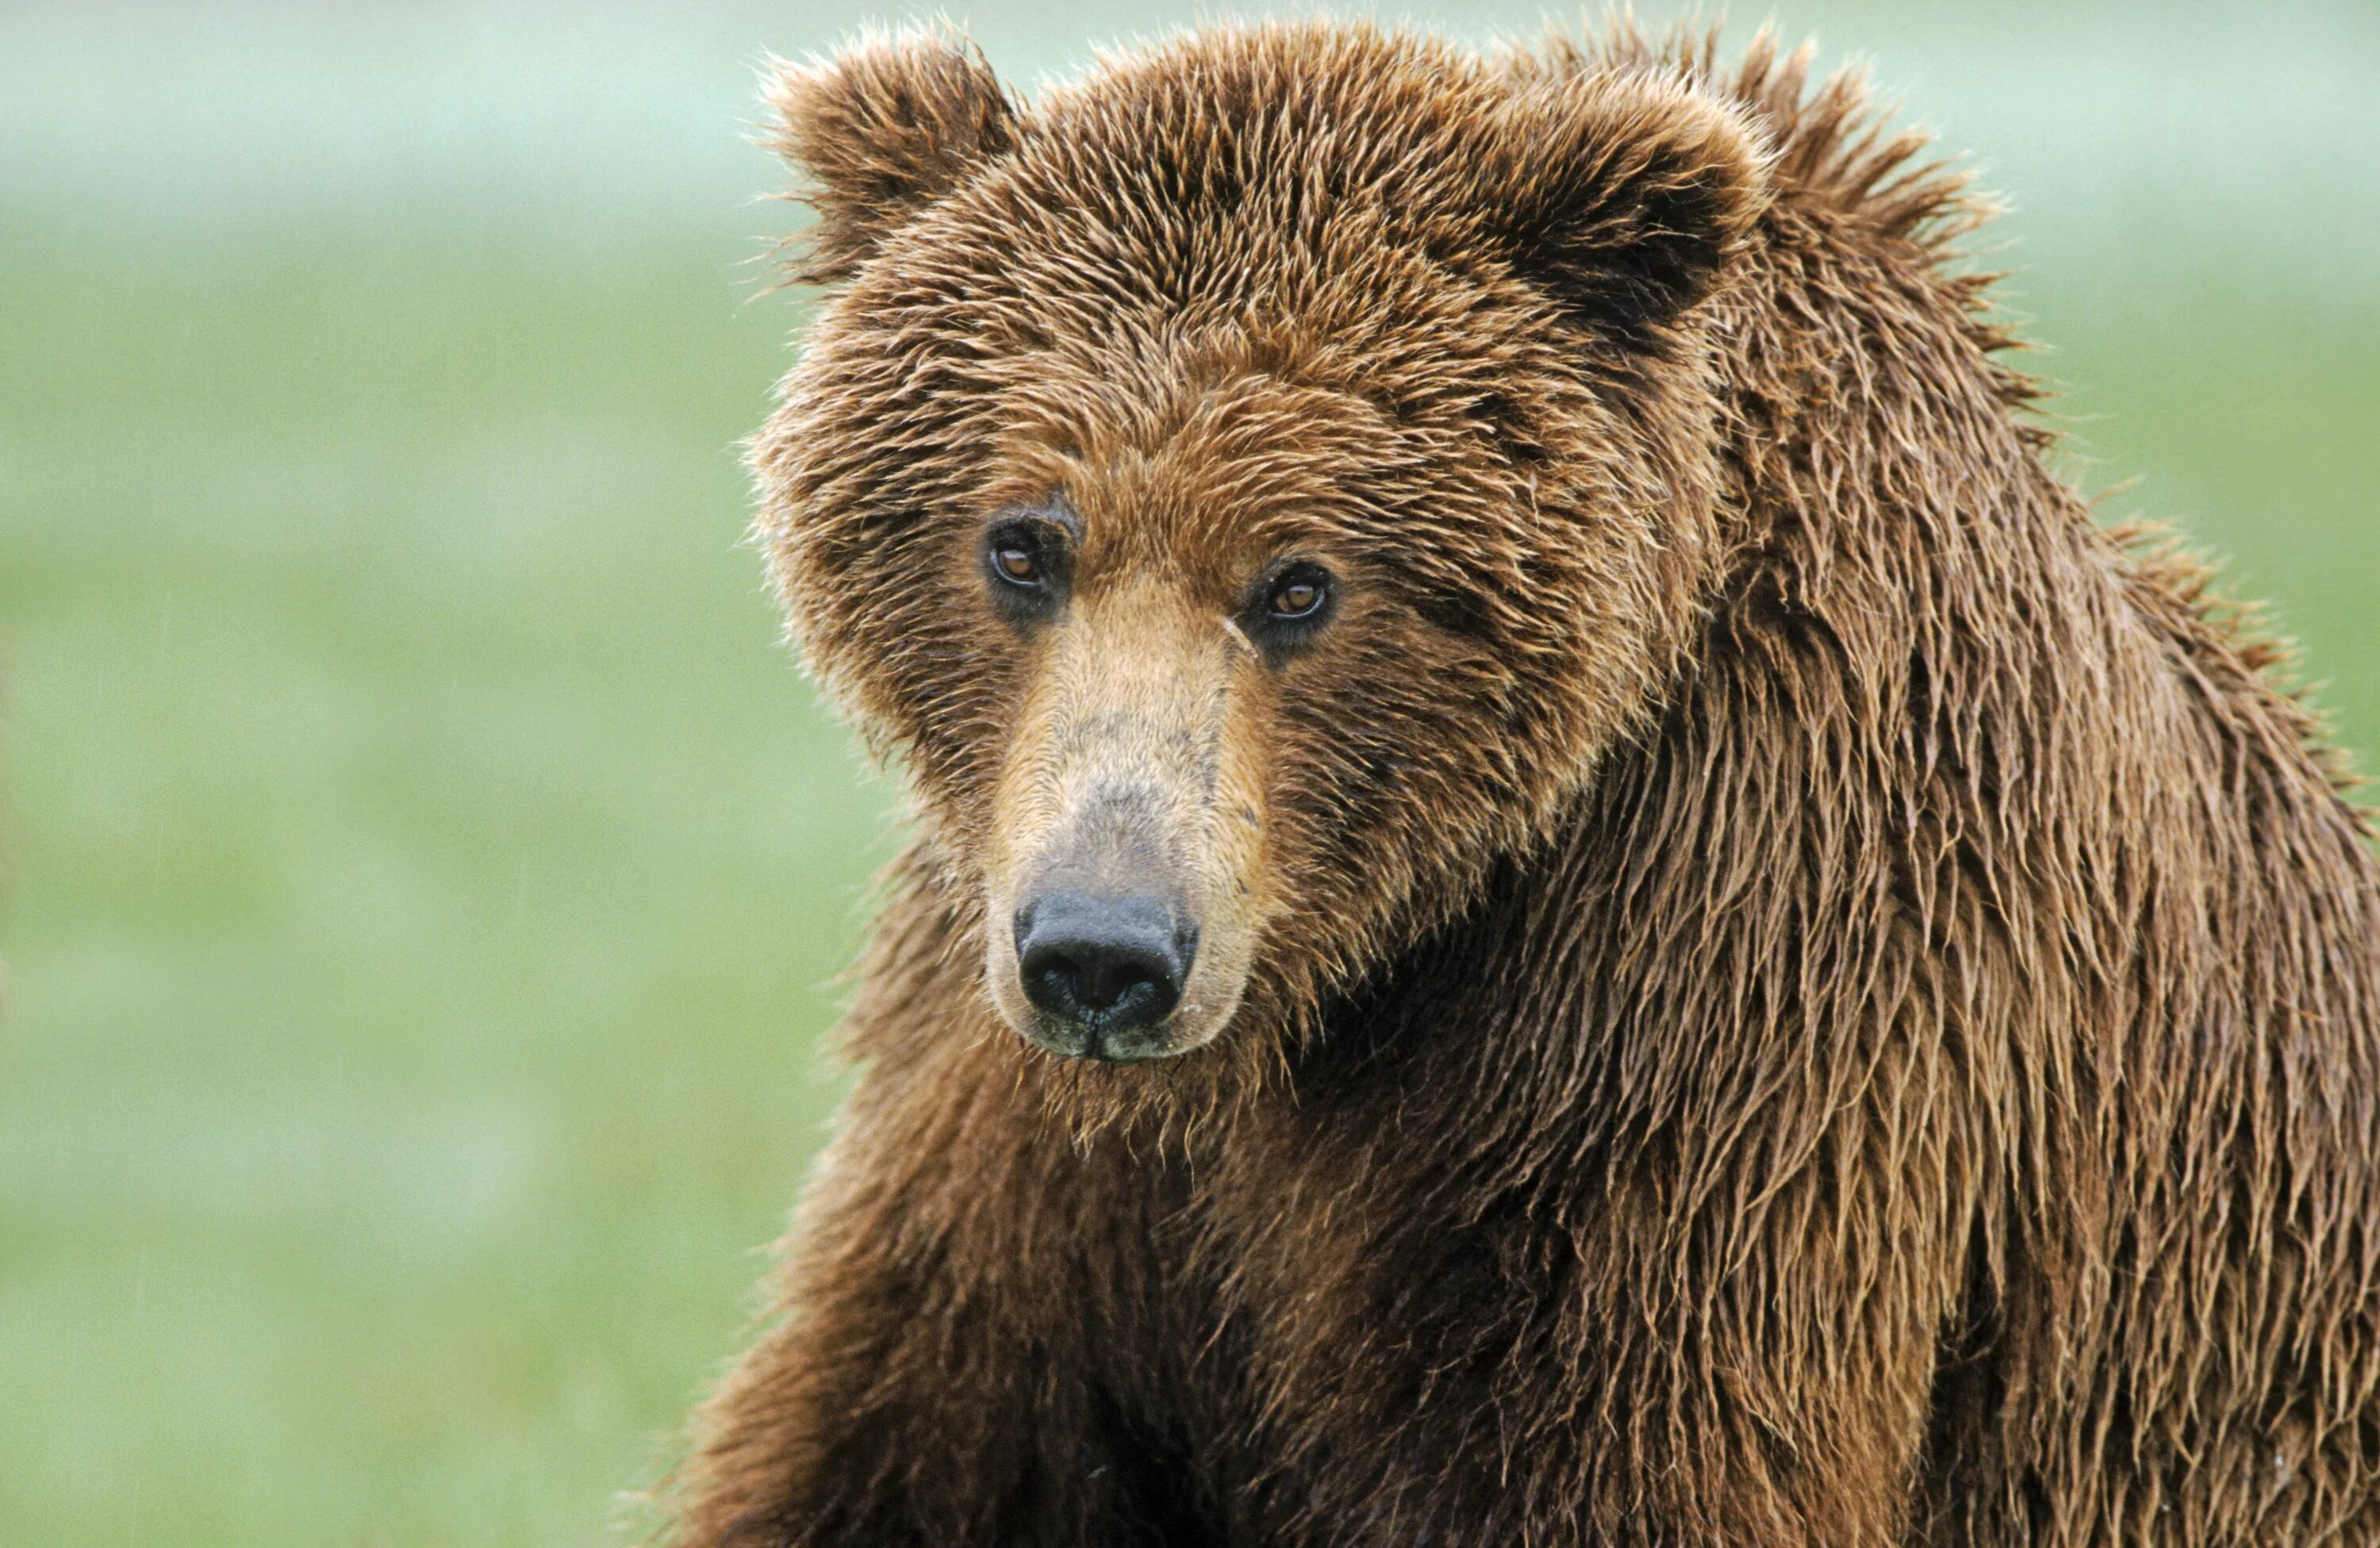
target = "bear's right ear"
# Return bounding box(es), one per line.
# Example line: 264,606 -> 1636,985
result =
1480,71 -> 1772,348
762,29 -> 1018,285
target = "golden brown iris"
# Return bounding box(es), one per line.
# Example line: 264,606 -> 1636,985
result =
1269,577 -> 1323,618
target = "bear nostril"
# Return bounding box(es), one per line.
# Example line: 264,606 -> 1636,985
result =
1039,942 -> 1169,1016
1013,891 -> 1195,1042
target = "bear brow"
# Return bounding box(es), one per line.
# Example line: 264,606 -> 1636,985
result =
992,489 -> 1084,544
1037,489 -> 1085,542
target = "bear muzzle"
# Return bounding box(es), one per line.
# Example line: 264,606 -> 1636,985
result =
985,805 -> 1257,1062
977,586 -> 1269,1062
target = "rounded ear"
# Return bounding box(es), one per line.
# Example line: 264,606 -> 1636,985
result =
1484,73 -> 1772,348
762,28 -> 1017,285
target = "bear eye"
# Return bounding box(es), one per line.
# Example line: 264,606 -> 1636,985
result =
1269,577 -> 1326,619
1238,561 -> 1336,659
982,517 -> 1069,624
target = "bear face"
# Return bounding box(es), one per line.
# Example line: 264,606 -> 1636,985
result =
755,24 -> 1771,1064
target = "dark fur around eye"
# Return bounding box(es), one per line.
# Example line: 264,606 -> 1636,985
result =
981,515 -> 1071,624
1239,561 -> 1337,659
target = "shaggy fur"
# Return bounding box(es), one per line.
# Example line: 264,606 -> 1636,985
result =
668,20 -> 2380,1546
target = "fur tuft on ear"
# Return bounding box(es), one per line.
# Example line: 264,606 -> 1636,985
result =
762,28 -> 1017,285
1486,74 -> 1772,347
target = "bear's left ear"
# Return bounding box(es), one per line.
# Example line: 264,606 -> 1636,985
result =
1481,73 -> 1772,347
762,28 -> 1018,285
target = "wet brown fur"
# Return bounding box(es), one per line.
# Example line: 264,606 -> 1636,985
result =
668,18 -> 2380,1546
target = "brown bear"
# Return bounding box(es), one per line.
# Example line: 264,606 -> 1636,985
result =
666,19 -> 2380,1547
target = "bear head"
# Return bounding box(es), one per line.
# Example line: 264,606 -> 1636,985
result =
754,23 -> 1770,1068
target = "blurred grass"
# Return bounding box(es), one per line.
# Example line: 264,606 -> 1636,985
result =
2,3 -> 2375,1546
1,235 -> 896,1542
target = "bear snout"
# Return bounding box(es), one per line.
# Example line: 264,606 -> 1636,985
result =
974,585 -> 1269,1063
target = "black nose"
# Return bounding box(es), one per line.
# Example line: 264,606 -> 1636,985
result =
1014,891 -> 1196,1040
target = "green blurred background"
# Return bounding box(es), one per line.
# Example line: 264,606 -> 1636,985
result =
2,1 -> 2374,1542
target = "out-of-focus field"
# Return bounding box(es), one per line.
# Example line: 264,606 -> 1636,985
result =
2,2 -> 2374,1543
